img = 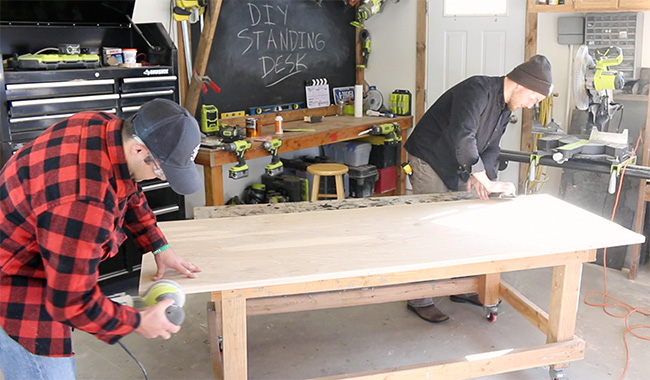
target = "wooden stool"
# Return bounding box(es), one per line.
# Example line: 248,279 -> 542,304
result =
306,163 -> 348,201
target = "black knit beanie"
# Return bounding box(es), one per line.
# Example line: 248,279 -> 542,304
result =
506,55 -> 553,97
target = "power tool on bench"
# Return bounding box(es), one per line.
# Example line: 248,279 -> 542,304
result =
358,122 -> 402,145
108,279 -> 186,325
217,125 -> 246,143
262,138 -> 284,176
223,139 -> 252,179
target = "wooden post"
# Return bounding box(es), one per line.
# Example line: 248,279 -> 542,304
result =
183,0 -> 224,115
629,94 -> 650,279
218,295 -> 248,380
547,260 -> 583,370
478,273 -> 501,307
415,0 -> 427,123
519,6 -> 538,190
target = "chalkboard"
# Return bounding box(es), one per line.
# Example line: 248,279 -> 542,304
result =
192,0 -> 356,114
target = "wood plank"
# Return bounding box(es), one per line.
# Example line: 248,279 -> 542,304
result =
415,0 -> 427,122
309,339 -> 585,380
499,281 -> 549,334
207,301 -> 224,380
195,115 -> 412,167
220,297 -> 247,380
629,95 -> 650,279
202,165 -> 223,208
245,278 -> 477,316
221,105 -> 337,126
142,249 -> 594,300
547,261 -> 584,372
519,6 -> 538,189
193,193 -> 474,219
140,195 -> 642,296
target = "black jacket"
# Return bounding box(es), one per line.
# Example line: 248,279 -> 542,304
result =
404,76 -> 512,190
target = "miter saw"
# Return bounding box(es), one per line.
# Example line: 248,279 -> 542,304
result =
573,45 -> 625,132
526,45 -> 633,194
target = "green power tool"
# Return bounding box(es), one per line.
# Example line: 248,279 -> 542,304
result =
108,279 -> 186,326
262,138 -> 283,176
223,139 -> 252,179
358,122 -> 402,145
357,29 -> 371,68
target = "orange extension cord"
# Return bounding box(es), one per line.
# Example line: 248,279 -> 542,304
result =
583,132 -> 650,380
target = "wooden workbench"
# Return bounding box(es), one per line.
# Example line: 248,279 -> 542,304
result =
140,194 -> 643,379
195,111 -> 412,205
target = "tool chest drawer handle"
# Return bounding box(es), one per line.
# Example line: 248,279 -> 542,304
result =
122,106 -> 142,113
120,89 -> 174,98
10,94 -> 119,107
152,205 -> 180,216
9,109 -> 117,124
122,76 -> 177,83
6,79 -> 115,91
141,182 -> 171,192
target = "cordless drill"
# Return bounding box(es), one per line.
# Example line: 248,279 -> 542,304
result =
359,122 -> 402,145
262,138 -> 283,176
223,139 -> 252,179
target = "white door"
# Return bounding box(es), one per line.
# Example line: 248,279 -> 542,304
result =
426,0 -> 526,186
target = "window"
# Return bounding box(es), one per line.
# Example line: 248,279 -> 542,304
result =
444,0 -> 507,16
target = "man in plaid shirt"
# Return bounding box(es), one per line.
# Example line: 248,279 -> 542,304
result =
0,98 -> 203,379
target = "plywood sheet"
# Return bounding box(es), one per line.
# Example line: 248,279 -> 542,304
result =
140,195 -> 644,295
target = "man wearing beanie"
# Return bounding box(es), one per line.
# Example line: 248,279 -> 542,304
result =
403,55 -> 553,323
0,98 -> 203,379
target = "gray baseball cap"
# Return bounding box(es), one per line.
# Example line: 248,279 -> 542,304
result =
132,98 -> 202,195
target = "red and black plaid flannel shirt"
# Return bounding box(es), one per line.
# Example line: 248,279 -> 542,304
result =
0,111 -> 167,357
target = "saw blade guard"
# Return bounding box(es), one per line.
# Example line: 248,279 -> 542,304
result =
573,45 -> 593,111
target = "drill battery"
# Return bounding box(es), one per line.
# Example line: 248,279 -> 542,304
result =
389,89 -> 412,116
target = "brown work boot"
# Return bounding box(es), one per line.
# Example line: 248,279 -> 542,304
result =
407,304 -> 450,323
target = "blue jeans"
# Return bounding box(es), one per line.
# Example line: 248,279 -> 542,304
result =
0,324 -> 76,380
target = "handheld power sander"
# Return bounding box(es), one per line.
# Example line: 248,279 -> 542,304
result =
109,279 -> 186,325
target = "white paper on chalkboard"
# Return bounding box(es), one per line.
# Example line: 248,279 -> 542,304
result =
305,78 -> 330,109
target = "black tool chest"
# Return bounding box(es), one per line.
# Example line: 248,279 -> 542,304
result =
1,1 -> 186,284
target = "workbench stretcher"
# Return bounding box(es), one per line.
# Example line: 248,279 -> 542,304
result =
139,194 -> 643,379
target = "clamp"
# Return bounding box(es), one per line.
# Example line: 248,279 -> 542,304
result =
608,155 -> 636,194
193,71 -> 221,94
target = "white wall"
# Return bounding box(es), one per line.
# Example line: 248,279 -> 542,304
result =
133,0 -> 175,35
364,1 -> 418,115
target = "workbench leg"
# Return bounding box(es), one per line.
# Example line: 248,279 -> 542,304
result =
208,301 -> 224,380
218,297 -> 248,380
203,165 -> 224,206
477,273 -> 500,306
547,262 -> 583,372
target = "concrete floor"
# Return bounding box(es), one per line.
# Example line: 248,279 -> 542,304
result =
64,262 -> 650,380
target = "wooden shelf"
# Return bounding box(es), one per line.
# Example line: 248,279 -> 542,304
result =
528,3 -> 576,13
